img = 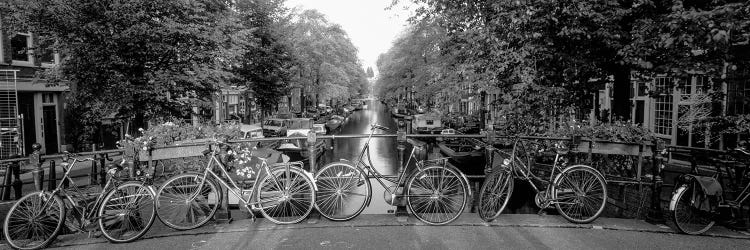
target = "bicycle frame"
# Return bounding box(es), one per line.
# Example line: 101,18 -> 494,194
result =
505,138 -> 567,201
350,129 -> 431,197
188,148 -> 292,210
40,157 -> 118,231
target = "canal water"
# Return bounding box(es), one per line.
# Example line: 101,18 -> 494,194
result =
322,100 -> 402,214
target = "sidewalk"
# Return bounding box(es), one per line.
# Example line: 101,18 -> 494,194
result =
35,212 -> 750,249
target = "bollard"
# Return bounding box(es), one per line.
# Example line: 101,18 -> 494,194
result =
48,160 -> 56,191
8,158 -> 22,199
30,143 -> 44,191
1,162 -> 12,200
646,140 -> 666,223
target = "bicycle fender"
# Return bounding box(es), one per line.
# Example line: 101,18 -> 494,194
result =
669,185 -> 688,212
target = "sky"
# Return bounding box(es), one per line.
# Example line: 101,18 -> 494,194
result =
284,0 -> 413,75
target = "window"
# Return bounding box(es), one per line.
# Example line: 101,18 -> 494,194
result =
10,33 -> 32,64
654,77 -> 674,136
37,37 -> 57,66
42,93 -> 54,104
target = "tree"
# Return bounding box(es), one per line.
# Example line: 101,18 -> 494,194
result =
287,9 -> 368,105
234,0 -> 294,117
366,66 -> 375,78
2,0 -> 243,148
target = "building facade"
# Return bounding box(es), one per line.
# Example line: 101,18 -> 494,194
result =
1,27 -> 66,157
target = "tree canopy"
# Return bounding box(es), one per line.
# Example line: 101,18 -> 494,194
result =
1,0 -> 368,147
378,0 -> 750,135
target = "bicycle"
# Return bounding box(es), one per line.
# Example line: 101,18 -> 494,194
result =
670,147 -> 750,235
154,140 -> 316,230
314,124 -> 470,225
478,138 -> 608,223
3,152 -> 157,249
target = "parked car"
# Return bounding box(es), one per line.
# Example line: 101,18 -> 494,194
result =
313,124 -> 327,135
440,128 -> 456,135
262,118 -> 288,137
240,124 -> 264,139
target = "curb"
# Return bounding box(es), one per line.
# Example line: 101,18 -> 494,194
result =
45,217 -> 750,248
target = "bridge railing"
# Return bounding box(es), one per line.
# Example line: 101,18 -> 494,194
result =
1,132 -> 670,221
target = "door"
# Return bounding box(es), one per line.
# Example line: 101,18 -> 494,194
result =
635,100 -> 644,125
42,106 -> 58,154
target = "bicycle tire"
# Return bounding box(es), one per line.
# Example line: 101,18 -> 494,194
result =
314,161 -> 371,221
257,165 -> 316,224
3,191 -> 66,250
478,168 -> 514,222
552,165 -> 608,224
98,181 -> 156,243
672,184 -> 716,235
406,165 -> 469,225
155,173 -> 221,230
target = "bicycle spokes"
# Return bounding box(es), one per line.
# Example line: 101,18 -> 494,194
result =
100,184 -> 155,241
554,168 -> 606,222
4,192 -> 65,249
315,164 -> 369,219
407,167 -> 468,225
257,167 -> 315,224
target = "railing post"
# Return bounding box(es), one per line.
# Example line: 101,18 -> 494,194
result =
395,129 -> 408,221
646,139 -> 666,223
308,132 -> 317,173
47,160 -> 56,191
90,144 -> 98,185
99,153 -> 106,187
30,143 -> 44,191
306,132 -> 321,223
211,142 -> 232,224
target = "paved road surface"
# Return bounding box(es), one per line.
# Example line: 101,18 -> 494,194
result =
49,221 -> 750,250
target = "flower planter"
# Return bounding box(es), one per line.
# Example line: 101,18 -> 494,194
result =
574,141 -> 652,157
138,138 -> 213,161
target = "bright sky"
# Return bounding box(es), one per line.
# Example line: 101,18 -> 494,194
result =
284,0 -> 412,75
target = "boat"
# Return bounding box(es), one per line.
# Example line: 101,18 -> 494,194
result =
412,112 -> 443,134
325,115 -> 345,133
391,107 -> 408,118
437,138 -> 486,176
276,118 -> 326,166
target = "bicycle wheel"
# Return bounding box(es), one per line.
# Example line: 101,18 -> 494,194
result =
3,191 -> 66,250
156,173 -> 221,230
672,184 -> 716,235
98,181 -> 156,243
314,162 -> 371,221
406,165 -> 469,225
553,166 -> 608,223
478,168 -> 514,222
257,166 -> 315,224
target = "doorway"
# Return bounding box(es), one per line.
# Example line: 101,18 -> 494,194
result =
42,106 -> 58,154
